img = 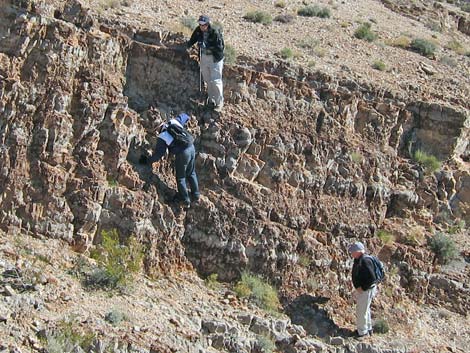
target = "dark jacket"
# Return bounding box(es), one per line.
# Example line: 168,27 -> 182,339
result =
148,114 -> 191,164
352,254 -> 377,290
187,25 -> 224,62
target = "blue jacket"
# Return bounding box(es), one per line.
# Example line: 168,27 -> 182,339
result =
148,113 -> 191,164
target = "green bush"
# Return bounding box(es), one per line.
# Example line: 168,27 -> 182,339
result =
413,149 -> 441,174
298,5 -> 331,18
350,151 -> 363,164
224,44 -> 237,65
373,318 -> 390,334
43,319 -> 95,353
87,229 -> 143,289
428,233 -> 458,264
298,255 -> 311,267
439,55 -> 457,67
274,0 -> 286,8
257,335 -> 276,353
105,309 -> 127,326
297,38 -> 320,49
244,11 -> 273,25
461,3 -> 470,12
447,219 -> 466,235
205,273 -> 220,290
377,229 -> 395,245
354,23 -> 377,42
234,272 -> 280,313
279,47 -> 294,59
386,35 -> 411,48
410,38 -> 437,57
180,16 -> 197,30
372,60 -> 386,71
274,14 -> 295,23
446,39 -> 466,55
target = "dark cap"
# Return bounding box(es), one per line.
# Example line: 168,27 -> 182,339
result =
198,15 -> 210,25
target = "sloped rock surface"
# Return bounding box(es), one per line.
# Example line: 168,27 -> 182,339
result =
0,1 -> 469,352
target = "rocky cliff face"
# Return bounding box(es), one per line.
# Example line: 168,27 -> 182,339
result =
0,0 -> 469,349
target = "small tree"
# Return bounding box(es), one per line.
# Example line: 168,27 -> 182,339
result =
354,23 -> 377,42
428,233 -> 458,265
411,38 -> 437,58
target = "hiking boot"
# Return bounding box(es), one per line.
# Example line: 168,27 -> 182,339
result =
214,103 -> 224,113
351,330 -> 369,340
368,329 -> 373,336
183,201 -> 191,210
191,194 -> 201,204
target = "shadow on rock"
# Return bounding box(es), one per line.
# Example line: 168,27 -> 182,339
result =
285,294 -> 350,339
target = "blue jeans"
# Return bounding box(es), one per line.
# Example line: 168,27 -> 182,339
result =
174,144 -> 199,203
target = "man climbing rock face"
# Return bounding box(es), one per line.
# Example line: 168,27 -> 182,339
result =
140,113 -> 200,209
187,15 -> 225,112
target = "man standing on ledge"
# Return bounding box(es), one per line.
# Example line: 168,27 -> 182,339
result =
187,15 -> 225,112
348,241 -> 378,339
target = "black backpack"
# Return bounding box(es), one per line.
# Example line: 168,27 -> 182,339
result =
166,122 -> 194,148
366,255 -> 385,283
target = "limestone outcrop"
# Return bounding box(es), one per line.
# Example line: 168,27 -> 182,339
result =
0,1 -> 469,347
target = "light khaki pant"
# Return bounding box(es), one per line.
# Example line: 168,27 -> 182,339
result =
200,53 -> 224,107
356,286 -> 377,335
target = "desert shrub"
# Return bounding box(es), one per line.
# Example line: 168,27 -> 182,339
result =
428,233 -> 458,264
461,3 -> 470,12
354,22 -> 377,42
180,16 -> 197,30
44,319 -> 95,353
87,229 -> 143,289
279,47 -> 294,59
372,60 -> 386,71
244,11 -> 273,25
410,38 -> 437,57
447,219 -> 466,234
256,335 -> 276,353
274,0 -> 286,8
350,152 -> 363,164
298,5 -> 331,18
234,272 -> 280,312
373,318 -> 390,334
377,229 -> 395,245
211,21 -> 224,32
402,226 -> 426,246
205,273 -> 220,290
413,149 -> 441,174
297,38 -> 320,49
298,255 -> 312,267
274,14 -> 295,23
305,276 -> 318,292
426,19 -> 442,32
105,309 -> 127,326
446,39 -> 466,55
224,44 -> 237,65
439,55 -> 457,67
387,35 -> 411,48
107,176 -> 118,187
313,47 -> 327,57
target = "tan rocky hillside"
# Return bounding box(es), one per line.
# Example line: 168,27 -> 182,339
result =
0,0 -> 469,352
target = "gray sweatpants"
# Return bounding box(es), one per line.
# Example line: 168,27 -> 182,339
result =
356,286 -> 377,335
200,53 -> 224,107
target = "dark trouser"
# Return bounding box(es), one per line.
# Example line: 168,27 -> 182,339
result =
174,144 -> 199,203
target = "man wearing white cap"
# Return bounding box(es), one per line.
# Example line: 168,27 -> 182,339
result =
348,241 -> 378,339
187,15 -> 225,112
